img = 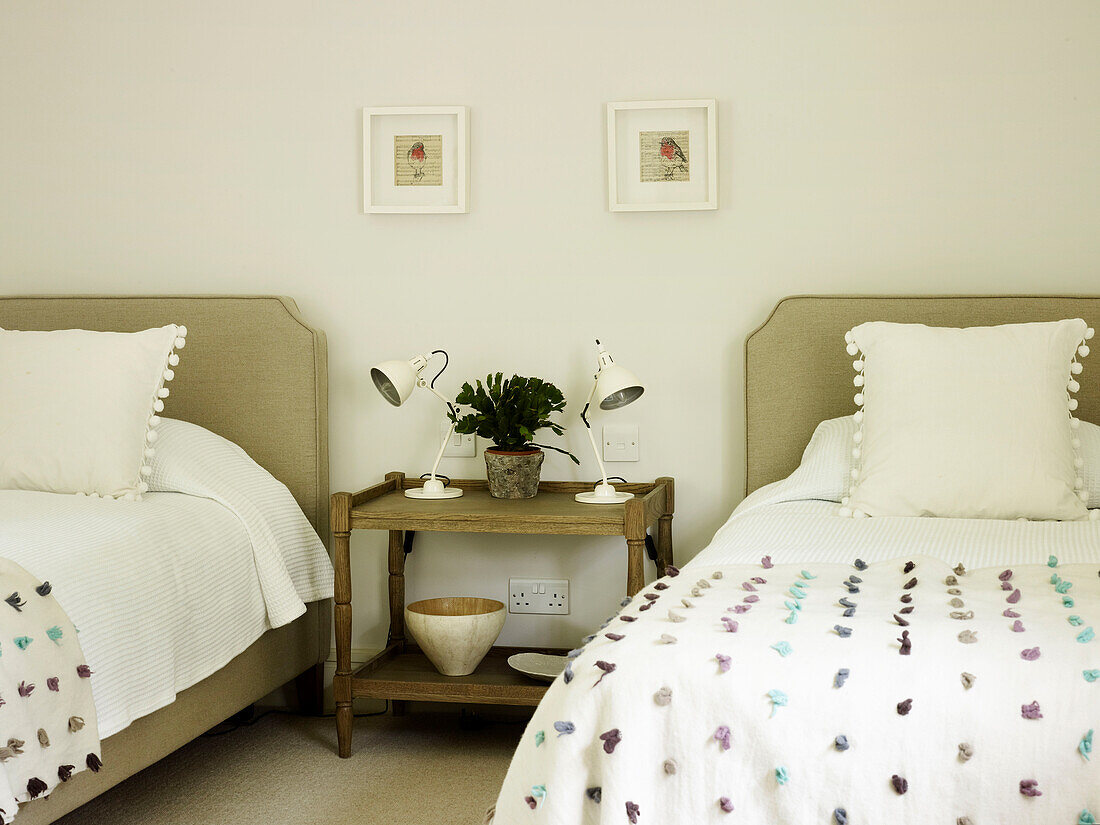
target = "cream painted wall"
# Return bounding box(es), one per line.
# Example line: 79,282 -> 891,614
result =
2,1 -> 1100,653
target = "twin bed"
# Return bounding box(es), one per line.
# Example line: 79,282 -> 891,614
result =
492,297 -> 1100,825
0,296 -> 332,824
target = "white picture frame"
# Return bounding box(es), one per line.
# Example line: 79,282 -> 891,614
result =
606,99 -> 717,212
363,106 -> 469,214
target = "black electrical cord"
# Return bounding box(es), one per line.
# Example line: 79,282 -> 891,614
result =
429,349 -> 448,389
429,349 -> 458,417
201,702 -> 392,737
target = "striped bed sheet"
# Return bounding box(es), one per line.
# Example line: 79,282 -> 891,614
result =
697,498 -> 1100,570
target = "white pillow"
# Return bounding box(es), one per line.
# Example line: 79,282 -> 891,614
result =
0,325 -> 187,499
798,414 -> 1100,510
842,320 -> 1092,520
1081,419 -> 1100,509
782,415 -> 858,504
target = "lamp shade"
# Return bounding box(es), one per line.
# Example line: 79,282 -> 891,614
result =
371,359 -> 419,406
595,363 -> 644,410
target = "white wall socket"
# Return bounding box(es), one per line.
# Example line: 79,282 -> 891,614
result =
602,423 -> 639,462
439,421 -> 476,457
509,577 -> 569,614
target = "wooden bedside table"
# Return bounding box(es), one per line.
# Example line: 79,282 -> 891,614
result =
330,472 -> 674,757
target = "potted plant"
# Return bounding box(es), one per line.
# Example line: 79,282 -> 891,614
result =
449,373 -> 578,499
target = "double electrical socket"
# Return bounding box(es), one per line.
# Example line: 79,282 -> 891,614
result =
509,577 -> 569,614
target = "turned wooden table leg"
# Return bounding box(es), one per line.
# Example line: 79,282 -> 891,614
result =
333,526 -> 353,758
625,497 -> 646,596
657,514 -> 674,572
655,476 -> 675,573
387,528 -> 408,716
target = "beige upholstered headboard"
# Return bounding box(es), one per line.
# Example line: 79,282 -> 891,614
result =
745,295 -> 1100,496
0,296 -> 329,542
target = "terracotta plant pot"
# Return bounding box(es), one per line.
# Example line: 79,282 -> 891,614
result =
404,597 -> 506,677
483,448 -> 544,499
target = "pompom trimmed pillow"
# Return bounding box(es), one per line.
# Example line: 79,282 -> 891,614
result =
841,319 -> 1093,521
799,414 -> 1100,510
0,324 -> 187,499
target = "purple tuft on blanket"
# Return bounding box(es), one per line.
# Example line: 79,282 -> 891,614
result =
1019,779 -> 1042,797
1021,701 -> 1043,719
599,728 -> 621,754
714,726 -> 732,751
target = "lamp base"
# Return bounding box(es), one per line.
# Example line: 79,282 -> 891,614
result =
405,478 -> 463,500
575,483 -> 634,505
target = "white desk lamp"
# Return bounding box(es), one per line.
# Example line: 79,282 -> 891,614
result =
371,350 -> 464,500
575,340 -> 645,504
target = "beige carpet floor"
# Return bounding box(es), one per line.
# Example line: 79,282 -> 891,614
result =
52,712 -> 522,825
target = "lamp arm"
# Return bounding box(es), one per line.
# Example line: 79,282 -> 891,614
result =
427,418 -> 455,483
580,379 -> 609,487
422,382 -> 457,417
424,387 -> 459,482
580,378 -> 598,424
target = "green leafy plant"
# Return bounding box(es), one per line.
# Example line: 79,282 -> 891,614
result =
448,373 -> 579,463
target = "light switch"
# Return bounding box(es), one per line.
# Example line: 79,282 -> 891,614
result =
602,423 -> 639,462
440,422 -> 476,457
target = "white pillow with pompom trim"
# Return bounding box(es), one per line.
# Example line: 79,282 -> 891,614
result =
841,319 -> 1093,521
0,324 -> 186,499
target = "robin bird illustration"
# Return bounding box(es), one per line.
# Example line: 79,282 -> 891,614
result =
659,136 -> 687,179
408,141 -> 426,181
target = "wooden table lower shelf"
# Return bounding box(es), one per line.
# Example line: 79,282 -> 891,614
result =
353,645 -> 566,706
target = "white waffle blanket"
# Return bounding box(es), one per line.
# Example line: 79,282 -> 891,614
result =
0,418 -> 333,743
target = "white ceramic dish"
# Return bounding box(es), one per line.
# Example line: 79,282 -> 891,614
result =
507,652 -> 567,683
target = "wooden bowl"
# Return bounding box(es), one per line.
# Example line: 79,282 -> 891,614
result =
405,597 -> 506,676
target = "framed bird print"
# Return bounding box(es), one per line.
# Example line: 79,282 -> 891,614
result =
606,99 -> 717,212
363,106 -> 469,213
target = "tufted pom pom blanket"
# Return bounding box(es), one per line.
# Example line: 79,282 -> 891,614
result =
492,556 -> 1099,824
0,559 -> 99,823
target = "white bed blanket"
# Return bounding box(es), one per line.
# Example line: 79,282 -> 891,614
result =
0,490 -> 331,740
492,556 -> 1099,824
0,418 -> 333,741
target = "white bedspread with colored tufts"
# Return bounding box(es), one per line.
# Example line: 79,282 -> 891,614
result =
0,559 -> 99,823
491,555 -> 1099,824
